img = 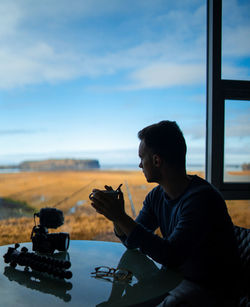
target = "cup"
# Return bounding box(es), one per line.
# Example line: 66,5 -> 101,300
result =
89,190 -> 119,201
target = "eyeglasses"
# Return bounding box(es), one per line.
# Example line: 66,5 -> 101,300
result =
91,266 -> 132,283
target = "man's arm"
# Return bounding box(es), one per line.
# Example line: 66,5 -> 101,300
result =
113,214 -> 137,237
113,222 -> 124,237
92,186 -> 216,265
90,188 -> 172,264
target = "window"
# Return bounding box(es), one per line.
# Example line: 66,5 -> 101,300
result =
0,1 -> 207,245
222,0 -> 250,81
206,0 -> 250,199
0,1 -> 249,246
224,100 -> 250,183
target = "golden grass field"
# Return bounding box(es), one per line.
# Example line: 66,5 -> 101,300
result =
0,170 -> 249,246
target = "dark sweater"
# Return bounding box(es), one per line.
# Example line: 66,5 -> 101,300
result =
118,175 -> 241,292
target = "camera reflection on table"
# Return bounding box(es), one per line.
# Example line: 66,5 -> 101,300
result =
3,251 -> 72,303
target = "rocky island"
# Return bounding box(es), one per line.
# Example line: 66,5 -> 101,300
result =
0,159 -> 100,171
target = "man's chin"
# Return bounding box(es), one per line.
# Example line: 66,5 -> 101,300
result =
143,172 -> 154,183
145,175 -> 158,183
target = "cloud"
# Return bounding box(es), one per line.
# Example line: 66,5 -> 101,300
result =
0,0 -> 126,25
184,109 -> 250,140
222,0 -> 250,62
0,43 -> 90,89
225,146 -> 250,155
184,125 -> 206,140
0,129 -> 44,135
223,25 -> 250,57
0,1 -> 21,39
0,38 -> 207,90
125,63 -> 205,90
225,112 -> 250,138
0,0 -> 207,90
0,0 -> 248,91
222,64 -> 250,79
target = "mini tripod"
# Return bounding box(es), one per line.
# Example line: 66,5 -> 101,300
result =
3,243 -> 72,279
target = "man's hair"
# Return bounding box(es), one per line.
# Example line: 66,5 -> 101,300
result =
138,120 -> 187,169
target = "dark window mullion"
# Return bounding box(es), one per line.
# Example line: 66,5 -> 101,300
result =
206,0 -> 224,188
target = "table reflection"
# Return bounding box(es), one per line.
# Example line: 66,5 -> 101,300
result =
0,241 -> 182,306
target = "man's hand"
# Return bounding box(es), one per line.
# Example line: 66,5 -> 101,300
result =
90,185 -> 137,237
90,186 -> 125,222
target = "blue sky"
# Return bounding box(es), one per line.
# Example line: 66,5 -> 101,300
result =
0,0 -> 249,168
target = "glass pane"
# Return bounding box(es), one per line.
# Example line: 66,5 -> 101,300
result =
224,100 -> 250,182
222,0 -> 250,80
0,1 -> 206,245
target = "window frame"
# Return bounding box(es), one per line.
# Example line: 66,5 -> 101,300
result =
206,0 -> 250,200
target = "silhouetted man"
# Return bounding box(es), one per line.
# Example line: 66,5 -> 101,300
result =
91,120 -> 241,306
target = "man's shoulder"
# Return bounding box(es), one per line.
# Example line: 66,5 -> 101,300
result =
182,175 -> 225,207
145,185 -> 164,202
187,175 -> 221,196
149,184 -> 164,195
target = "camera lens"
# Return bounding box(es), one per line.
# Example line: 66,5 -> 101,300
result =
48,232 -> 70,252
62,233 -> 70,250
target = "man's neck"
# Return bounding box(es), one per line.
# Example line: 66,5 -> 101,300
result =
160,169 -> 192,200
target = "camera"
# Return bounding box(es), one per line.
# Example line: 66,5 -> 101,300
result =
31,208 -> 70,254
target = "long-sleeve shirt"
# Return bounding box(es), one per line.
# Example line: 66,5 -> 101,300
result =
117,175 -> 241,292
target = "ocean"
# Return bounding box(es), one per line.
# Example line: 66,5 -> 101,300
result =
0,164 -> 244,173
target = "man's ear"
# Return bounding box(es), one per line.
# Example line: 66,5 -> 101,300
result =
152,154 -> 162,167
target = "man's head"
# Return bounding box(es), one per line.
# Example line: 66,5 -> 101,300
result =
138,120 -> 187,182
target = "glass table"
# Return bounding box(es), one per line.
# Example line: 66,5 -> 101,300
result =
0,240 -> 183,306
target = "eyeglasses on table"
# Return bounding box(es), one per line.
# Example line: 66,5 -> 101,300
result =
91,266 -> 133,283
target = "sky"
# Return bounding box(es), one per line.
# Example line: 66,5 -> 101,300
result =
0,0 -> 249,168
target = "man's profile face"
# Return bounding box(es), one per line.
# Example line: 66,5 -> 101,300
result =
138,140 -> 160,183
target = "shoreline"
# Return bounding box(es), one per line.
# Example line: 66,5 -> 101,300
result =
1,168 -> 250,175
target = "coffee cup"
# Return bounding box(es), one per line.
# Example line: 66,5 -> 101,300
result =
89,189 -> 119,201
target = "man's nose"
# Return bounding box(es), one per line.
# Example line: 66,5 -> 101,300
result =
139,162 -> 142,168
